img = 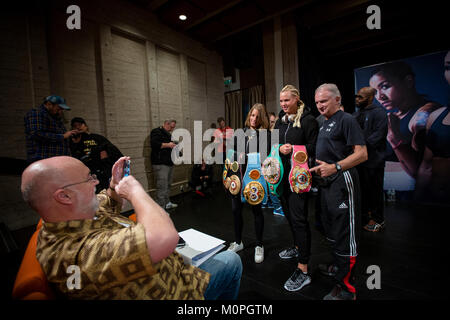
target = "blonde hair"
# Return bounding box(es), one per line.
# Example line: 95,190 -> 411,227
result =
245,103 -> 269,130
280,85 -> 305,128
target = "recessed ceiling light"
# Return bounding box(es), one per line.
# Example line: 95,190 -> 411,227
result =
179,15 -> 187,21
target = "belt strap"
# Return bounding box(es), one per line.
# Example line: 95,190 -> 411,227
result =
289,145 -> 312,193
223,150 -> 242,196
242,152 -> 268,205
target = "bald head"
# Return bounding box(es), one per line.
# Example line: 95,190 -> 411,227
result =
21,156 -> 85,212
355,87 -> 376,109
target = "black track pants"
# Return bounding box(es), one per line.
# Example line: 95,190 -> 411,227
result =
320,168 -> 361,293
357,166 -> 385,224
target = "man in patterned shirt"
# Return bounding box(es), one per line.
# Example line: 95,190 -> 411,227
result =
24,95 -> 79,163
21,156 -> 242,299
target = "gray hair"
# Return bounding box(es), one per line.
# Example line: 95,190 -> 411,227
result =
315,83 -> 341,99
164,119 -> 176,125
21,163 -> 62,211
21,181 -> 36,210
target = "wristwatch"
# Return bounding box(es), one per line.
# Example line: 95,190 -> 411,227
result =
335,163 -> 342,172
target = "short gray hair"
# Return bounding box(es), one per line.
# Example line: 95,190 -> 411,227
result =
164,119 -> 176,125
315,83 -> 341,99
21,164 -> 62,211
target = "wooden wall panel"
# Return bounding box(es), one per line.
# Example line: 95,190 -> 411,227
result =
156,48 -> 182,125
109,32 -> 150,184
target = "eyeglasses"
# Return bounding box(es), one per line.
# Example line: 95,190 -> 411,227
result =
61,173 -> 98,189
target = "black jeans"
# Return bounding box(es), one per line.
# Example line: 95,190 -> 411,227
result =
357,166 -> 385,224
231,196 -> 264,247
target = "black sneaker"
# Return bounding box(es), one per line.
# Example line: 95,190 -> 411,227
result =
323,285 -> 356,300
318,263 -> 338,277
284,269 -> 311,292
278,247 -> 299,260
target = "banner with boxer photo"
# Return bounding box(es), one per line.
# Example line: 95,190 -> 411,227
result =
354,50 -> 450,205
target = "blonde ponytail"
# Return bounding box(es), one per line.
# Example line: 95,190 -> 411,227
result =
293,100 -> 305,128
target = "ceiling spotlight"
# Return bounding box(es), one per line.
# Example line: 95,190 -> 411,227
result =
179,15 -> 187,21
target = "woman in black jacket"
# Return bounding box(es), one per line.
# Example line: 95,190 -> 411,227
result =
227,103 -> 271,264
275,85 -> 319,292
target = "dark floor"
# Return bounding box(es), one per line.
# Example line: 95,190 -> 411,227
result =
2,183 -> 449,300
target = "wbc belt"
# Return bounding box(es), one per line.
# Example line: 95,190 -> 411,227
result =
241,152 -> 268,206
223,149 -> 242,196
261,144 -> 284,197
289,145 -> 312,193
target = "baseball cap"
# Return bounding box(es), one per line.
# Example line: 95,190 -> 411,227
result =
44,95 -> 71,110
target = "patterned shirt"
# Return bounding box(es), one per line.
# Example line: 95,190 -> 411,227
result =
24,104 -> 70,162
36,191 -> 210,300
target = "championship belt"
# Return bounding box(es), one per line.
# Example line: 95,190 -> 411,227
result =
223,149 -> 242,196
288,145 -> 312,193
261,144 -> 284,197
241,153 -> 268,205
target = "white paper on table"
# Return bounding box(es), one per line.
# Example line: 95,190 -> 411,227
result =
178,228 -> 225,252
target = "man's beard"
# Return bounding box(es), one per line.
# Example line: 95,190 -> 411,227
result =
78,192 -> 100,216
89,195 -> 100,213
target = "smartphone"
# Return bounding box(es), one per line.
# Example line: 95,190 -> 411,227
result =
123,160 -> 130,177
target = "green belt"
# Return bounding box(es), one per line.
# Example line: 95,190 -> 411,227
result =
262,144 -> 284,197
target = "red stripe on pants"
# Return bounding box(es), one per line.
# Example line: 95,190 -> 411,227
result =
343,256 -> 356,293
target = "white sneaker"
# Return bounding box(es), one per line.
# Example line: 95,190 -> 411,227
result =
227,241 -> 244,253
255,246 -> 264,263
165,202 -> 178,209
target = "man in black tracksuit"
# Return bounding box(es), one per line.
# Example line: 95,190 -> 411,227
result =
311,84 -> 368,300
353,87 -> 388,232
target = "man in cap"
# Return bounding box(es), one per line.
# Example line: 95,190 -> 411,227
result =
24,95 -> 79,163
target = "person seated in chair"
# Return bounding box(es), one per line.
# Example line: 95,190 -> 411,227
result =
20,156 -> 242,300
189,158 -> 213,197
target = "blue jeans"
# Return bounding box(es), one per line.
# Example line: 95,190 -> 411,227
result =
198,250 -> 242,300
270,193 -> 281,209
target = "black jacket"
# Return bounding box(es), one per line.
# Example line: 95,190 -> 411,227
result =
232,127 -> 272,174
150,127 -> 174,166
353,104 -> 388,168
70,132 -> 123,192
274,107 -> 319,172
